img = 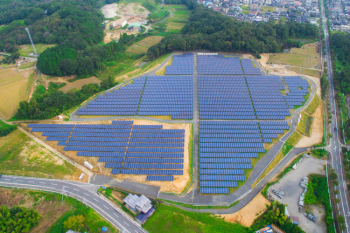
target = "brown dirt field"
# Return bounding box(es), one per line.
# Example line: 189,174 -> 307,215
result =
0,55 -> 5,60
23,119 -> 191,194
219,193 -> 270,227
0,188 -> 73,233
295,103 -> 323,148
59,77 -> 101,93
127,36 -> 164,54
167,22 -> 186,30
104,30 -> 138,43
119,3 -> 150,18
0,79 -> 28,119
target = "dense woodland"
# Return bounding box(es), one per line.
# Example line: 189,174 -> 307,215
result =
0,0 -> 105,52
147,0 -> 319,59
0,205 -> 40,232
331,32 -> 350,95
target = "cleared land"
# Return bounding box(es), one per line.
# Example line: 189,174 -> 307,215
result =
260,6 -> 276,12
18,61 -> 36,70
100,3 -> 119,18
127,36 -> 163,54
268,43 -> 321,69
59,76 -> 101,93
0,68 -> 35,119
288,67 -> 321,78
0,129 -> 88,182
219,193 -> 270,227
23,118 -> 190,194
18,43 -> 55,57
155,56 -> 173,75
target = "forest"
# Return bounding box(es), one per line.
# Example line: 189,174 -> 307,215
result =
331,32 -> 350,95
0,0 -> 105,52
0,205 -> 41,232
14,75 -> 115,120
147,1 -> 319,59
37,33 -> 143,76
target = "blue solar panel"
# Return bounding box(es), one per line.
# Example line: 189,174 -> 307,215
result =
200,188 -> 229,194
98,157 -> 123,162
77,152 -> 125,157
147,176 -> 174,181
200,181 -> 237,187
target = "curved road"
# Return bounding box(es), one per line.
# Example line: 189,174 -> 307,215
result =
0,175 -> 146,233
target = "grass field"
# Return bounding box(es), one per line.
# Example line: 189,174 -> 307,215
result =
59,77 -> 101,93
155,56 -> 172,75
0,68 -> 35,119
260,6 -> 276,12
18,43 -> 56,57
127,36 -> 163,54
143,204 -> 249,233
287,67 -> 321,78
268,43 -> 321,69
18,61 -> 36,70
0,129 -> 80,180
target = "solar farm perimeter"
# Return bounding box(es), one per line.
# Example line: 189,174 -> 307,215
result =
28,53 -> 311,195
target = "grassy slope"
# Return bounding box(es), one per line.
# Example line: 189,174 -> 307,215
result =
143,204 -> 248,233
0,129 -> 76,179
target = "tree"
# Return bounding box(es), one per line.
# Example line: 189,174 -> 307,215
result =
63,215 -> 85,231
337,215 -> 346,231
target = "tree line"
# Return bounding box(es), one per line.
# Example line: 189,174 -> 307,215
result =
0,0 -> 104,52
0,206 -> 40,232
147,0 -> 318,59
37,33 -> 141,77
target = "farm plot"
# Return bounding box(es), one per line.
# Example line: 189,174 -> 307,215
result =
59,76 -> 101,93
18,43 -> 55,57
0,68 -> 35,119
127,36 -> 163,54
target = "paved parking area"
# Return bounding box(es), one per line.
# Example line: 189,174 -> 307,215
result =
268,156 -> 327,233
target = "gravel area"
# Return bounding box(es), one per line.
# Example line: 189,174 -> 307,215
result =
267,156 -> 327,233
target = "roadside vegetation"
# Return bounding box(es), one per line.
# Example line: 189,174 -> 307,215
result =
0,205 -> 40,232
0,120 -> 17,137
282,132 -> 302,155
304,174 -> 336,233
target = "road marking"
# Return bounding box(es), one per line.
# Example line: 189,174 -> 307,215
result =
52,183 -> 57,185
103,205 -> 109,209
4,179 -> 10,181
84,193 -> 89,196
135,231 -> 138,233
93,198 -> 99,202
17,180 -> 22,182
113,213 -> 119,218
74,188 -> 79,191
39,182 -> 45,184
28,181 -> 34,183
124,221 -> 130,226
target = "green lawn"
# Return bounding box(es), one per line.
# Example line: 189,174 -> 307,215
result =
18,43 -> 56,57
143,204 -> 249,233
305,95 -> 321,115
282,131 -> 302,155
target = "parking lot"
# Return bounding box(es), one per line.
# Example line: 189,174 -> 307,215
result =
267,156 -> 327,233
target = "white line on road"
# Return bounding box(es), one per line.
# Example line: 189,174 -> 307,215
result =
17,180 -> 22,182
52,183 -> 57,185
4,179 -> 10,181
124,221 -> 130,226
28,181 -> 34,183
74,188 -> 79,191
93,198 -> 99,202
39,182 -> 45,184
113,213 -> 119,218
103,205 -> 109,209
84,193 -> 89,196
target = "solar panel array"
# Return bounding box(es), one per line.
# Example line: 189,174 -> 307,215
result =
240,59 -> 261,75
76,77 -> 146,116
27,121 -> 186,181
165,53 -> 193,75
246,76 -> 290,120
198,55 -> 243,74
199,121 -> 290,193
138,76 -> 193,119
283,76 -> 310,109
198,76 -> 255,120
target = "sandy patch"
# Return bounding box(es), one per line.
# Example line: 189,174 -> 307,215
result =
59,77 -> 101,93
101,3 -> 119,18
295,104 -> 323,147
219,193 -> 270,227
22,119 -> 191,194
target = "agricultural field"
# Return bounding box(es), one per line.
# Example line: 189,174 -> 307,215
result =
127,36 -> 163,54
268,42 -> 321,69
0,188 -> 117,233
18,43 -> 56,57
18,61 -> 36,70
0,68 -> 35,119
59,76 -> 101,93
0,129 -> 87,182
260,6 -> 276,12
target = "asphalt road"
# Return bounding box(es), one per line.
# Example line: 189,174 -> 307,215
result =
0,175 -> 146,233
321,0 -> 350,231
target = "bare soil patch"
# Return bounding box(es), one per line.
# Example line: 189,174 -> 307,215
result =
219,193 -> 270,227
59,77 -> 101,93
101,3 -> 119,18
